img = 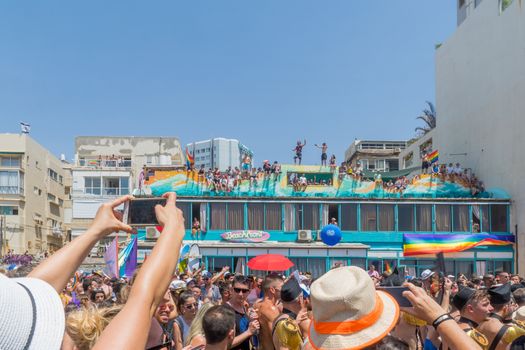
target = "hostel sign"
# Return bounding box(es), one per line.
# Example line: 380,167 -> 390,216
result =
221,230 -> 270,243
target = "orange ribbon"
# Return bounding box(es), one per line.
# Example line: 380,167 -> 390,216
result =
312,294 -> 384,334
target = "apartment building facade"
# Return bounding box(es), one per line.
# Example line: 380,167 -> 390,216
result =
0,134 -> 67,255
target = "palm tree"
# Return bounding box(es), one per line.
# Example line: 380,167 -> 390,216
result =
415,101 -> 436,135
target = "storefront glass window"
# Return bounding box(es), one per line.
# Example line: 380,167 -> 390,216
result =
309,258 -> 326,278
303,204 -> 319,230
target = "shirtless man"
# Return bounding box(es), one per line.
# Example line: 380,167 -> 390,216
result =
451,287 -> 491,349
293,140 -> 306,165
255,274 -> 284,350
314,143 -> 328,166
478,284 -> 525,350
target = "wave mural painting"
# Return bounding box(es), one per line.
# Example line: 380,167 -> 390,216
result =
140,165 -> 501,199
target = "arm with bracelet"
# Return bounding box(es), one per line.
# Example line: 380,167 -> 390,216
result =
403,284 -> 482,350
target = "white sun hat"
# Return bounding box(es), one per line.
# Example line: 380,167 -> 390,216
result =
308,266 -> 400,350
0,274 -> 65,350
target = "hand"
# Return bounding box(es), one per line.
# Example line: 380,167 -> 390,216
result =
89,195 -> 134,237
443,277 -> 452,292
155,192 -> 184,228
222,266 -> 230,272
296,308 -> 309,324
402,283 -> 447,324
248,320 -> 260,335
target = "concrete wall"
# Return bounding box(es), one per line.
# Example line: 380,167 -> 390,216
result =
435,0 -> 525,271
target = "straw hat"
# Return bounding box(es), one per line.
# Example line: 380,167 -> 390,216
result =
308,266 -> 399,350
0,274 -> 65,349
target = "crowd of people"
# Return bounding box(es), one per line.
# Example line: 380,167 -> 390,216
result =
2,193 -> 525,350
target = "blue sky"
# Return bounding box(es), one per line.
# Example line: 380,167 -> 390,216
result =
0,1 -> 456,165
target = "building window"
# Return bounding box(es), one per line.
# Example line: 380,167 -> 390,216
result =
228,203 -> 244,230
378,204 -> 394,231
416,205 -> 432,232
176,202 -> 192,230
491,205 -> 508,232
0,206 -> 18,215
360,204 -> 377,231
210,203 -> 227,230
472,205 -> 489,232
435,205 -> 451,232
294,204 -> 319,231
453,205 -> 470,232
0,156 -> 21,167
501,0 -> 513,12
47,193 -> 57,202
341,204 -> 357,231
398,204 -> 414,232
265,203 -> 282,231
102,177 -> 129,195
0,171 -> 22,194
248,203 -> 264,230
48,169 -> 59,182
84,177 -> 101,195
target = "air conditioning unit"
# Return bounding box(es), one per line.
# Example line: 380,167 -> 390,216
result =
297,230 -> 312,242
146,226 -> 160,239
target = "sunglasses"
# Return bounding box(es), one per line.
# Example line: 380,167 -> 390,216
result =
233,287 -> 250,294
184,303 -> 199,310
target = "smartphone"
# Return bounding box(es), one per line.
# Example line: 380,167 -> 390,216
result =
378,286 -> 412,307
124,198 -> 166,226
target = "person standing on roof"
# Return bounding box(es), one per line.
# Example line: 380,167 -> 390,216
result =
292,140 -> 306,165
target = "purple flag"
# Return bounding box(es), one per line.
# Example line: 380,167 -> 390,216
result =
103,237 -> 119,278
124,237 -> 138,278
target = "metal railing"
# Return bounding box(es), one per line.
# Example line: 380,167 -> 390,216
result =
77,158 -> 132,168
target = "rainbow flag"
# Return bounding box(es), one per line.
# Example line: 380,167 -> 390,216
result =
403,234 -> 514,256
427,150 -> 439,164
186,148 -> 195,170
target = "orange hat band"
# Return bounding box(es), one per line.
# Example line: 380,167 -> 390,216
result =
312,294 -> 384,335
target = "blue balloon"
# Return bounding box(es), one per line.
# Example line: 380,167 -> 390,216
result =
320,224 -> 342,246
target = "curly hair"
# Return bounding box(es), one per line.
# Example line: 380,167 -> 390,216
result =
66,305 -> 123,350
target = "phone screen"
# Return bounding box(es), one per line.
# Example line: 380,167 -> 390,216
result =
127,198 -> 167,226
378,286 -> 412,307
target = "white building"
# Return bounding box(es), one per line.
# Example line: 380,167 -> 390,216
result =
186,138 -> 253,171
71,136 -> 184,251
344,140 -> 407,172
435,0 -> 525,271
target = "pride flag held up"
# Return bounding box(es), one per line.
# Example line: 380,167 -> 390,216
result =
427,150 -> 439,164
118,237 -> 138,278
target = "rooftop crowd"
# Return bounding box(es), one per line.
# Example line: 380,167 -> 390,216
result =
2,194 -> 523,350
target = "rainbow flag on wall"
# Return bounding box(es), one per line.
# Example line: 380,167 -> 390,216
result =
427,150 -> 439,164
186,148 -> 195,170
403,234 -> 514,256
118,237 -> 138,278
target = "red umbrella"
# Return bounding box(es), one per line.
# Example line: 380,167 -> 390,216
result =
247,254 -> 294,271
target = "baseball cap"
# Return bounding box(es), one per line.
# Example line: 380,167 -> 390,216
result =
421,269 -> 435,281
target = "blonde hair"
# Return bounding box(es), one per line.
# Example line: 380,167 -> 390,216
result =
185,302 -> 214,346
66,305 -> 123,350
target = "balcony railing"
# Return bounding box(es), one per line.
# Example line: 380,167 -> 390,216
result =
73,187 -> 130,196
77,158 -> 132,168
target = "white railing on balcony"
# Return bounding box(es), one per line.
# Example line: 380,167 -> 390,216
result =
77,157 -> 132,168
